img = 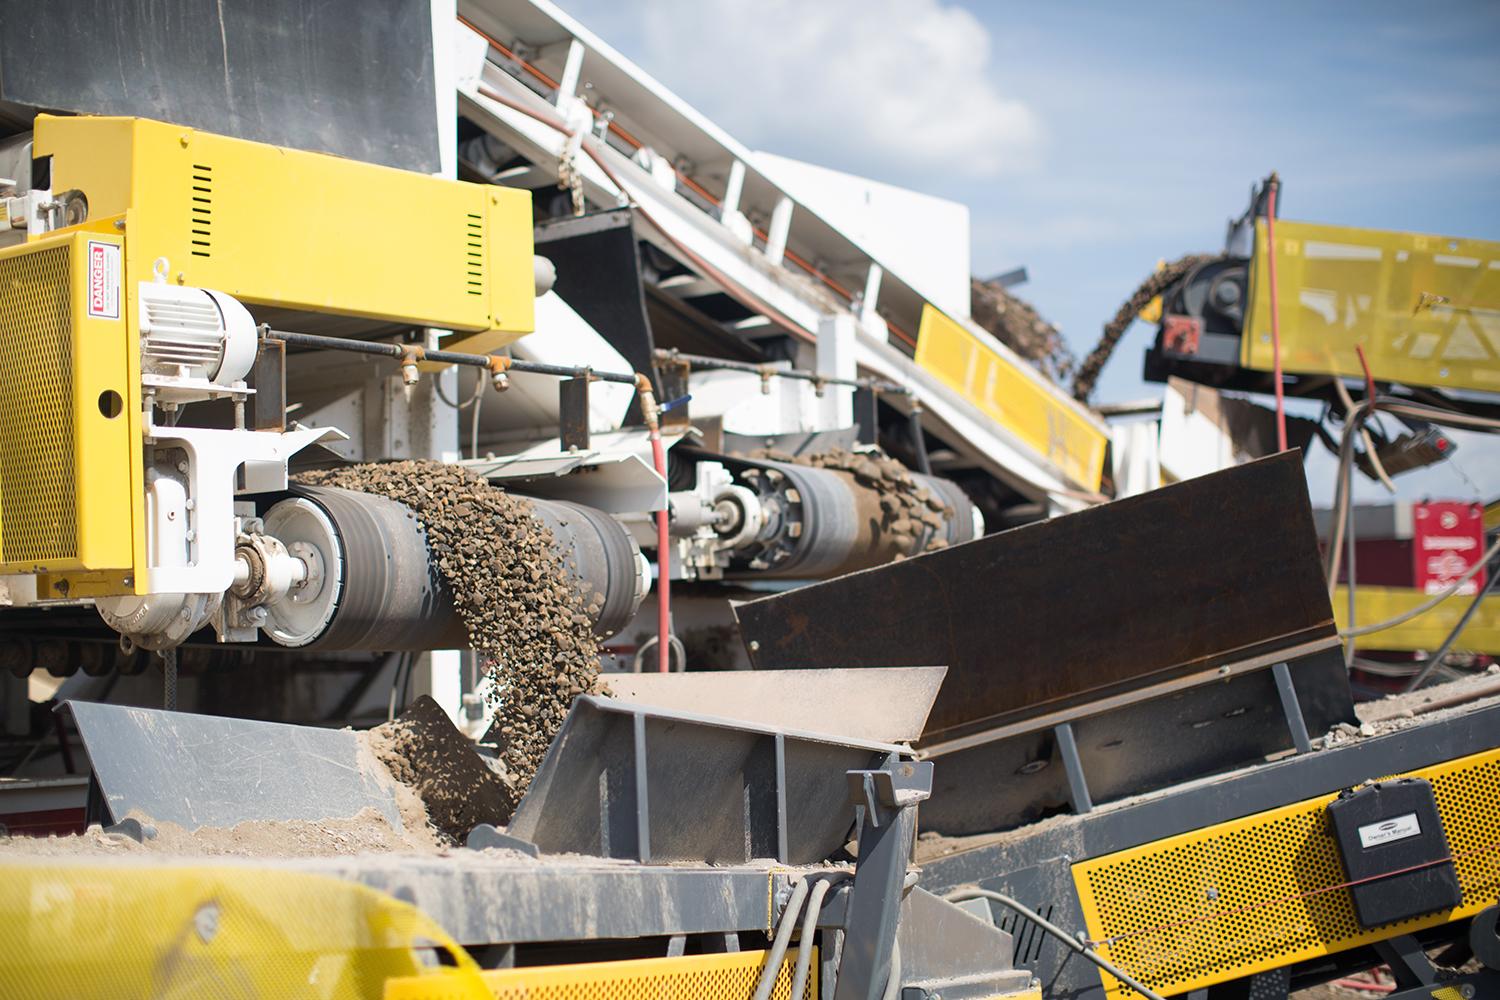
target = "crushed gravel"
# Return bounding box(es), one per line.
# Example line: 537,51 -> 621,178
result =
297,460 -> 600,815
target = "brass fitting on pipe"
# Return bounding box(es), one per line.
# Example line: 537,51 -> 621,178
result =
487,354 -> 512,392
634,372 -> 661,433
398,345 -> 426,386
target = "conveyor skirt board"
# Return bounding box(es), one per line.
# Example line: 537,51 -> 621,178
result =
1072,745 -> 1500,997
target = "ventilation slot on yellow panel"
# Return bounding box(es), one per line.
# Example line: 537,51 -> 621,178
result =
0,245 -> 77,566
190,163 -> 212,258
1074,747 -> 1500,997
465,212 -> 483,295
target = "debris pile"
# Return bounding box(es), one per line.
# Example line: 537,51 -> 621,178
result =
298,460 -> 600,814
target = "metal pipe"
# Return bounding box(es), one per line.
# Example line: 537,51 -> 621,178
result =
944,887 -> 1167,1000
653,348 -> 911,395
262,327 -> 639,384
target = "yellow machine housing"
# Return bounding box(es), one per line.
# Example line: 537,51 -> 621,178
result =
33,114 -> 536,351
0,116 -> 540,596
1243,219 -> 1500,394
0,230 -> 144,588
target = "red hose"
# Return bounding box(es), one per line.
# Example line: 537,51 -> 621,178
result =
1265,177 -> 1287,452
649,427 -> 671,672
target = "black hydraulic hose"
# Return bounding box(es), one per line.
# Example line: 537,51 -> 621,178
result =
944,887 -> 1166,1000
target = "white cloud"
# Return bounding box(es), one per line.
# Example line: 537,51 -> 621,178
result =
583,0 -> 1041,178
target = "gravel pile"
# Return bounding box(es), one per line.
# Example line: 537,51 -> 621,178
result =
297,460 -> 600,814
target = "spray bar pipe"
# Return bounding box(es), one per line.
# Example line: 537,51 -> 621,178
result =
653,348 -> 912,396
262,328 -> 640,385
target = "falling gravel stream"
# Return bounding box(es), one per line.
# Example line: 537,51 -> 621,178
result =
297,460 -> 600,813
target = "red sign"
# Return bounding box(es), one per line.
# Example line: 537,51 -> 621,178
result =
1412,501 -> 1485,595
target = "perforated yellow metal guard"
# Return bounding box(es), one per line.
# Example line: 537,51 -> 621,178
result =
0,231 -> 142,584
1073,746 -> 1500,997
0,242 -> 75,564
383,947 -> 817,1000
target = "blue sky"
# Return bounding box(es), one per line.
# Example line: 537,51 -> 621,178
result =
558,0 -> 1500,501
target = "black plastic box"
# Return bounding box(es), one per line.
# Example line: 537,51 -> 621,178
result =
1326,778 -> 1462,928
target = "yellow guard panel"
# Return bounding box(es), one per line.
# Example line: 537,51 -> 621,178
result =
1334,585 -> 1500,654
34,115 -> 535,342
0,231 -> 142,583
1243,219 -> 1500,393
1073,746 -> 1500,997
0,861 -> 491,1000
915,304 -> 1108,492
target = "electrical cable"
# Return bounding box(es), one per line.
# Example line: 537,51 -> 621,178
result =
751,879 -> 811,1000
1346,483 -> 1358,668
1331,378 -> 1394,493
434,370 -> 485,410
1341,534 -> 1500,638
790,874 -> 850,1000
1325,396 -> 1500,601
631,633 -> 686,673
944,887 -> 1167,1000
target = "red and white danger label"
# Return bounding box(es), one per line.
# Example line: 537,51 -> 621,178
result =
86,240 -> 121,320
1413,501 -> 1485,595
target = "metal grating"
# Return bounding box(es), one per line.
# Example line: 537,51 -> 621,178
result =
480,947 -> 816,999
0,244 -> 76,565
1074,747 -> 1500,996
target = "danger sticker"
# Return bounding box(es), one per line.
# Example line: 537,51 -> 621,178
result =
1358,811 -> 1421,849
86,240 -> 121,319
